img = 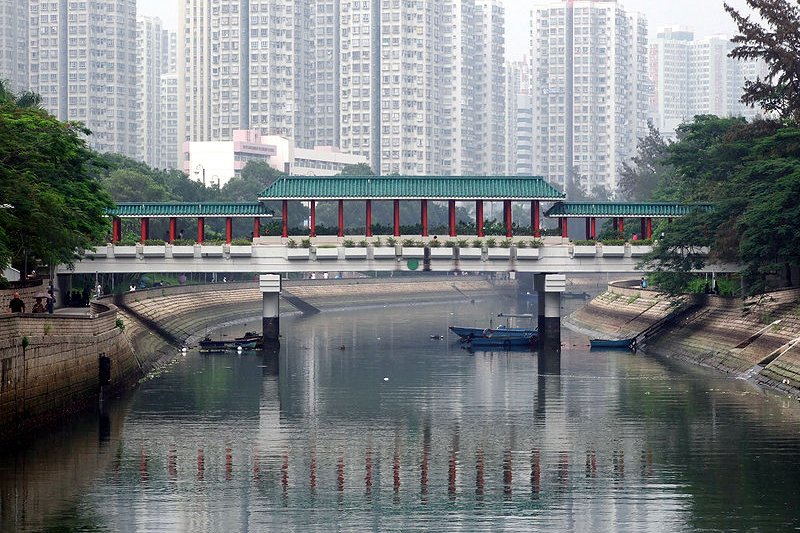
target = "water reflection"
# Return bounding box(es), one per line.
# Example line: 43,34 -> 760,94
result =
2,300 -> 800,532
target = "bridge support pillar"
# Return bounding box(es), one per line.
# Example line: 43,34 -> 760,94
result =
260,274 -> 281,347
535,274 -> 565,354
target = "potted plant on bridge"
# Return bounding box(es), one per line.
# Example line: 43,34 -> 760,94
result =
344,239 -> 368,259
371,237 -> 397,259
599,238 -> 626,257
401,239 -> 425,259
572,239 -> 598,257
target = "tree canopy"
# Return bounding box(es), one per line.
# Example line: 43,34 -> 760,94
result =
0,90 -> 114,273
725,0 -> 800,123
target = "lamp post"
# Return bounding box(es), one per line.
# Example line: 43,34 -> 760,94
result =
194,164 -> 206,187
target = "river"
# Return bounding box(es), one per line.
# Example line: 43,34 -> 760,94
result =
2,296 -> 800,532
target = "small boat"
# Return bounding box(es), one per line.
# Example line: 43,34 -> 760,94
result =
199,336 -> 258,353
465,329 -> 537,348
449,325 -> 537,340
589,338 -> 636,350
235,331 -> 264,348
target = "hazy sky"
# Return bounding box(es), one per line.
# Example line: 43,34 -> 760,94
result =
138,0 -> 750,60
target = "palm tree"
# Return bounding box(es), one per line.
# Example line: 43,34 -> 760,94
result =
0,79 -> 43,108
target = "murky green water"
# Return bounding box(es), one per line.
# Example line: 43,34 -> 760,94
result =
2,297 -> 800,532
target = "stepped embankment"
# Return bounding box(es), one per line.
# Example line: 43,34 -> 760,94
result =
567,282 -> 800,396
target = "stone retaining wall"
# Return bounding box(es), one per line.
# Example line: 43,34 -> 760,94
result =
0,302 -> 137,441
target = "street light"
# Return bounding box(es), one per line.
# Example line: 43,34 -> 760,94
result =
194,164 -> 206,187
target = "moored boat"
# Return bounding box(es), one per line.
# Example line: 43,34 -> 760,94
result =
449,325 -> 537,340
199,336 -> 258,353
589,338 -> 636,350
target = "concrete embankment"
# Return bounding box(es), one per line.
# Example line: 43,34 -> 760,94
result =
117,276 -> 512,357
567,282 -> 800,396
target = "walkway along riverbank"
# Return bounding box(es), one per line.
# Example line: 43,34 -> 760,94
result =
566,282 -> 800,398
0,276 -> 512,442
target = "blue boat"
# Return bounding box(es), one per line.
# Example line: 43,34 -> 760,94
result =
589,338 -> 636,350
464,329 -> 537,349
449,325 -> 536,340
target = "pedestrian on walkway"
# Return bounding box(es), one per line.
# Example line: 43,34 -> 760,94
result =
8,292 -> 25,313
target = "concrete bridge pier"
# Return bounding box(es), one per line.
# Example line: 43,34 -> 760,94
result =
260,274 -> 281,347
534,274 -> 566,354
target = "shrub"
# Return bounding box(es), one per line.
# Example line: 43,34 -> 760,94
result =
115,318 -> 125,331
203,239 -> 225,245
287,238 -> 298,248
429,238 -> 442,247
373,236 -> 383,246
386,237 -> 397,246
115,239 -> 138,246
457,239 -> 469,247
445,240 -> 458,248
471,239 -> 483,248
301,238 -> 311,248
171,238 -> 195,246
359,240 -> 369,248
343,239 -> 356,247
402,238 -> 417,247
143,239 -> 165,246
516,240 -> 528,248
573,239 -> 596,246
485,237 -> 497,248
529,239 -> 544,248
631,239 -> 653,246
230,238 -> 251,246
601,239 -> 625,246
500,238 -> 512,248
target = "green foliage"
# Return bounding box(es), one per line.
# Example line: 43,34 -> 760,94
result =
401,238 -> 417,247
516,240 -> 528,248
171,239 -> 196,246
230,238 -> 251,246
115,318 -> 125,331
386,237 -> 397,246
301,238 -> 311,248
372,237 -> 382,246
358,240 -> 369,247
601,239 -> 626,246
429,238 -> 441,247
0,97 -> 114,271
485,237 -> 497,248
725,0 -> 800,123
573,239 -> 596,246
287,238 -> 297,248
631,239 -> 653,246
471,239 -> 483,248
343,239 -> 356,247
143,239 -> 164,246
619,121 -> 674,201
21,336 -> 29,349
500,238 -> 512,248
457,239 -> 469,247
529,239 -> 545,248
337,163 -> 375,176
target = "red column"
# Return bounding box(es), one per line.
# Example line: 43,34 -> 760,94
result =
281,200 -> 288,238
169,217 -> 176,243
532,201 -> 540,238
448,200 -> 456,237
393,200 -> 400,237
504,200 -> 513,238
590,217 -> 597,240
476,200 -> 484,237
309,201 -> 316,237
618,218 -> 625,235
225,217 -> 232,244
560,218 -> 569,239
197,217 -> 205,244
112,217 -> 121,242
337,200 -> 344,238
253,217 -> 260,239
140,217 -> 149,243
645,217 -> 653,239
365,200 -> 372,237
421,199 -> 428,237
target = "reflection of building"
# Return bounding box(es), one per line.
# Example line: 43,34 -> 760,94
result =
182,130 -> 368,185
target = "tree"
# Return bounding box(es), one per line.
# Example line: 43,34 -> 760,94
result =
101,169 -> 171,202
725,0 -> 800,122
222,160 -> 285,201
338,163 -> 374,176
0,99 -> 113,272
618,121 -> 673,201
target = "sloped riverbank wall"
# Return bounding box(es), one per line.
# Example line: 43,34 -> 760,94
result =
566,282 -> 800,397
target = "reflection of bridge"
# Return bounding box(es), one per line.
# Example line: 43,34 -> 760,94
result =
61,176 -> 727,349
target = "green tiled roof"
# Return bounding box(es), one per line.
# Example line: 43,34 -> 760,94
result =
259,176 -> 566,201
545,202 -> 714,218
107,203 -> 274,218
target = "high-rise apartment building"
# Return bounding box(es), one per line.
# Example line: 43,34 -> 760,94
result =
651,28 -> 766,138
530,0 -> 649,195
137,16 -> 164,168
474,0 -> 506,175
505,58 -> 533,176
1,0 -> 29,93
28,0 -> 137,156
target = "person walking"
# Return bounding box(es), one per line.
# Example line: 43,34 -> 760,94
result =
8,292 -> 25,313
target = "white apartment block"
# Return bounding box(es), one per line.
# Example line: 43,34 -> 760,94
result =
1,0 -> 29,93
136,16 -> 164,168
505,58 -> 533,176
530,0 -> 648,195
160,73 -> 179,170
29,0 -> 137,156
474,0 -> 506,175
651,28 -> 766,138
311,0 -> 340,148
